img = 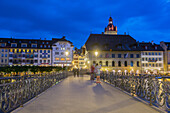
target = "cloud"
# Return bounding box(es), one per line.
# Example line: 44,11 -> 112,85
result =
0,0 -> 169,48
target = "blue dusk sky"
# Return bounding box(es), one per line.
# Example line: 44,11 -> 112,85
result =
0,0 -> 169,48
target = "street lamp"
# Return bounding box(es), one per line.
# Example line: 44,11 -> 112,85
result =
65,51 -> 69,70
94,51 -> 98,64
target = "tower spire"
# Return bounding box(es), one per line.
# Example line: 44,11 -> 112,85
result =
104,17 -> 117,35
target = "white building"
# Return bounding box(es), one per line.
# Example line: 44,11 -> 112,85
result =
52,37 -> 74,67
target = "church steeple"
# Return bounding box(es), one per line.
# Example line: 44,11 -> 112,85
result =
104,17 -> 117,35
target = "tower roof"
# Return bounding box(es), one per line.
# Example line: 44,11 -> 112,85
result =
109,17 -> 113,21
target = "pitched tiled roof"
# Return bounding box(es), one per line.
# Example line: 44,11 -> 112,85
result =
0,36 -> 73,49
139,42 -> 163,51
85,34 -> 142,51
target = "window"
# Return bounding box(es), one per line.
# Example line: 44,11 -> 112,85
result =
124,54 -> 126,58
48,55 -> 50,58
130,54 -> 134,58
44,45 -> 46,48
55,58 -> 59,60
48,45 -> 50,48
145,52 -> 148,55
99,61 -> 102,66
26,54 -> 29,58
149,52 -> 151,55
23,54 -> 25,57
61,52 -> 64,55
5,49 -> 7,52
5,59 -> 7,63
118,54 -> 121,58
1,54 -> 4,57
48,60 -> 50,63
130,61 -> 133,67
2,49 -> 4,52
44,50 -> 46,53
146,63 -> 148,67
136,54 -> 140,58
32,44 -> 37,48
55,52 -> 59,55
11,43 -> 17,47
112,61 -> 115,67
159,52 -> 161,55
124,61 -> 127,67
156,64 -> 158,67
46,42 -> 49,44
155,52 -> 157,55
159,58 -> 161,61
61,58 -> 65,61
42,42 -> 44,44
40,55 -> 42,58
1,43 -> 6,47
106,61 -> 108,66
152,64 -> 154,67
56,47 -> 59,50
21,44 -> 27,47
40,50 -> 42,53
44,60 -> 46,63
1,59 -> 3,63
159,63 -> 162,67
152,52 -> 154,55
35,54 -> 38,57
149,64 -> 151,67
146,58 -> 148,61
40,60 -> 42,63
40,45 -> 42,48
137,61 -> 140,67
111,54 -> 115,58
48,50 -> 50,53
142,58 -> 144,61
118,61 -> 121,67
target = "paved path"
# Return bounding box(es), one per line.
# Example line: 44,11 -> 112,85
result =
13,75 -> 159,113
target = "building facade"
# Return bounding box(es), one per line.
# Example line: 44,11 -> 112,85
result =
52,37 -> 74,67
160,42 -> 170,73
73,49 -> 86,69
0,37 -> 73,67
84,17 -> 165,74
140,42 -> 164,74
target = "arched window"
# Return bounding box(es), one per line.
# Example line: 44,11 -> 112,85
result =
124,61 -> 127,67
99,61 -> 102,66
106,61 -> 108,66
137,61 -> 139,67
131,61 -> 133,67
118,61 -> 121,67
112,61 -> 115,67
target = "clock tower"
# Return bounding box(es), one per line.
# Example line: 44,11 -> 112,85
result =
104,17 -> 117,35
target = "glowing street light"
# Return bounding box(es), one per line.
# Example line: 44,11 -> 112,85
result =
95,51 -> 98,57
87,61 -> 90,64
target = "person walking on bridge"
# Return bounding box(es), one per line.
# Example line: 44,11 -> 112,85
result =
95,63 -> 101,83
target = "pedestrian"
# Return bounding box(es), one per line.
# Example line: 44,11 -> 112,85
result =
95,63 -> 101,83
90,64 -> 95,80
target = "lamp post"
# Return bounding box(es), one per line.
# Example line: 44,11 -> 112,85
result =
65,51 -> 69,73
95,51 -> 98,64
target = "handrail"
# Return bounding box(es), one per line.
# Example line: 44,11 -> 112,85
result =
100,72 -> 170,112
0,71 -> 68,113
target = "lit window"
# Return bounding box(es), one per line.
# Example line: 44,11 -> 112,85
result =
32,44 -> 37,48
11,43 -> 17,47
55,58 -> 59,60
130,61 -> 133,67
61,58 -> 65,61
66,58 -> 70,61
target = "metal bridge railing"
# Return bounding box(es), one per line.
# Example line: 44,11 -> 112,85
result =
0,71 -> 68,113
100,72 -> 170,112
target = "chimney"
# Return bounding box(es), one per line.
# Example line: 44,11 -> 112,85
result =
124,32 -> 126,35
62,36 -> 65,39
151,40 -> 154,45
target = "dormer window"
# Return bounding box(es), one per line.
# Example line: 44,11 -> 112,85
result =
32,44 -> 37,48
48,45 -> 50,48
40,45 -> 43,48
155,46 -> 157,50
42,42 -> 44,44
11,43 -> 17,47
145,46 -> 147,49
0,43 -> 6,47
46,42 -> 49,44
21,43 -> 27,47
44,45 -> 46,48
8,41 -> 10,43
